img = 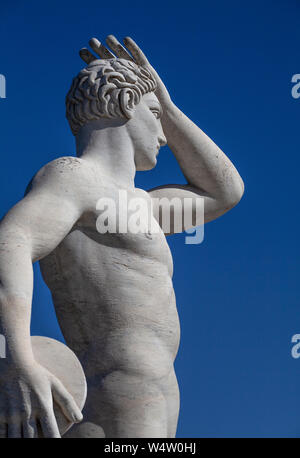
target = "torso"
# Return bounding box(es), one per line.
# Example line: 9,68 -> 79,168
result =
40,176 -> 180,380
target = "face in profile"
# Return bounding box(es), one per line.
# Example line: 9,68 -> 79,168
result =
126,92 -> 167,171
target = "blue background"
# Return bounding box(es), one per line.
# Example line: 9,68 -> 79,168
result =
0,0 -> 300,438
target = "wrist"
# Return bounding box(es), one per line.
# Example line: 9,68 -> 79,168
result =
161,100 -> 178,123
0,355 -> 36,379
3,340 -> 35,368
155,88 -> 172,109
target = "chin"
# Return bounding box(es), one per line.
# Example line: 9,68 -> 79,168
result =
136,156 -> 157,171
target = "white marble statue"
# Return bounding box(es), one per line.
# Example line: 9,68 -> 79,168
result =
0,35 -> 244,438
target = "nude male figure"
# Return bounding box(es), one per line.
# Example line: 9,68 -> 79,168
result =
0,35 -> 244,438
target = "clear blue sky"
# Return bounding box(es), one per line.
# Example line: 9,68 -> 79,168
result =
0,0 -> 300,438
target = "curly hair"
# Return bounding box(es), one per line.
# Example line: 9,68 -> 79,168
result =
65,58 -> 157,136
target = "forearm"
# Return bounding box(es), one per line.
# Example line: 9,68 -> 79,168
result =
0,231 -> 35,366
161,102 -> 244,203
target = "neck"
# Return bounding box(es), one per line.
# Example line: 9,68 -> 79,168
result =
75,119 -> 136,189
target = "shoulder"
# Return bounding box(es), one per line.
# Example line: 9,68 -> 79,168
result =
25,156 -> 91,195
24,156 -> 105,213
33,156 -> 88,183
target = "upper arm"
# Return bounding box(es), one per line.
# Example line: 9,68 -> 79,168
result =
0,158 -> 86,262
148,184 -> 237,235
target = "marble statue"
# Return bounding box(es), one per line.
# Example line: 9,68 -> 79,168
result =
0,35 -> 244,438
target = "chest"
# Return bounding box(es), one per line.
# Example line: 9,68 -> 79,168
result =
73,186 -> 173,272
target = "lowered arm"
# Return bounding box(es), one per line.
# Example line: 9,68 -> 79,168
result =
0,158 -> 85,437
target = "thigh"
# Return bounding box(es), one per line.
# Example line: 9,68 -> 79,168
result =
161,369 -> 180,438
70,370 -> 169,438
63,421 -> 105,438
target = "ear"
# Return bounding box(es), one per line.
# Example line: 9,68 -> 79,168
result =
120,89 -> 136,119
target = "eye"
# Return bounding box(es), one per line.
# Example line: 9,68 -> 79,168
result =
150,108 -> 160,119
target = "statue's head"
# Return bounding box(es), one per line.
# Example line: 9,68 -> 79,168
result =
66,58 -> 167,170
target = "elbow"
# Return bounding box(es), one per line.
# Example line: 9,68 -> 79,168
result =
204,175 -> 244,223
220,177 -> 245,212
231,177 -> 245,208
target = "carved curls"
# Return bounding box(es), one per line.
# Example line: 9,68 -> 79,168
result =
66,59 -> 157,136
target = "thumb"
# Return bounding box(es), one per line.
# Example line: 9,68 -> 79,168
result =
51,377 -> 83,423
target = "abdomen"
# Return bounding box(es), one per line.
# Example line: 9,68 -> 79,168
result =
40,228 -> 180,378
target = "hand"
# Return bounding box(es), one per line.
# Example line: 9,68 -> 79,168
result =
79,34 -> 172,108
0,360 -> 83,438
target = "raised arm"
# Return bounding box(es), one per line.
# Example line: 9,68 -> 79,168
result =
80,35 -> 244,232
0,158 -> 85,438
149,98 -> 244,226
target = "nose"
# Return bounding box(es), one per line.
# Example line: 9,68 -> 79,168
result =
158,133 -> 167,147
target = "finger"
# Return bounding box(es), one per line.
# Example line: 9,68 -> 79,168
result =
89,38 -> 115,59
0,423 -> 7,438
7,420 -> 22,438
105,35 -> 134,61
51,378 -> 83,423
39,410 -> 60,438
22,418 -> 38,438
123,36 -> 149,66
79,48 -> 97,65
